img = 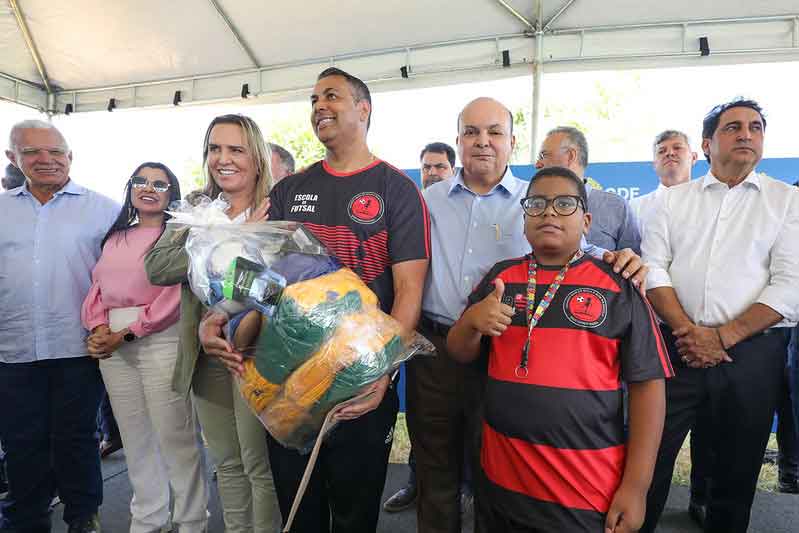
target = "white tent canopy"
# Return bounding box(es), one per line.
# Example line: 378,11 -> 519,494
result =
2,0 -> 798,116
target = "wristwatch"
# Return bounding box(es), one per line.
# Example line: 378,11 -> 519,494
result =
123,331 -> 136,343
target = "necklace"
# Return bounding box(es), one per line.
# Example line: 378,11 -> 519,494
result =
517,250 -> 583,378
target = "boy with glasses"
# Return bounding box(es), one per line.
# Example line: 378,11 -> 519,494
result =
446,166 -> 672,532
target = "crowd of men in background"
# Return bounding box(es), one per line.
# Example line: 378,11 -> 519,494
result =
0,69 -> 797,533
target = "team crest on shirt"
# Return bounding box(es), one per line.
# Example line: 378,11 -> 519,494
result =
348,192 -> 384,224
563,288 -> 607,328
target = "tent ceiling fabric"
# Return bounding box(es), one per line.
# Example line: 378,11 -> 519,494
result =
1,0 -> 797,114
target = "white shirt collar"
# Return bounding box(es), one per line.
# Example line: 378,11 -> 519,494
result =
702,170 -> 761,190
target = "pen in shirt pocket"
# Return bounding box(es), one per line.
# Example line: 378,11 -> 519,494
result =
493,224 -> 500,240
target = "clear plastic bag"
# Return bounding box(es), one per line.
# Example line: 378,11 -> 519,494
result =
170,195 -> 433,451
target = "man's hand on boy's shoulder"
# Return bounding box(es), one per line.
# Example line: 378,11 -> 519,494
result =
604,481 -> 647,533
602,248 -> 648,291
464,279 -> 515,337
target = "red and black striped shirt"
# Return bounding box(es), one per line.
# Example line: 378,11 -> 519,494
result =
466,254 -> 673,530
268,159 -> 431,314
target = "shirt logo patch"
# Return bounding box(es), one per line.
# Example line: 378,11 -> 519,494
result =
563,288 -> 607,328
289,193 -> 318,214
348,193 -> 384,224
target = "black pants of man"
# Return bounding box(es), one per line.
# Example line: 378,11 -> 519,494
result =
266,385 -> 398,533
688,406 -> 713,505
0,357 -> 104,532
691,342 -> 799,501
96,387 -> 119,444
406,318 -> 487,533
641,326 -> 789,533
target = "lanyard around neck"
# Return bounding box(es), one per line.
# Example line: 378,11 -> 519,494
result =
517,250 -> 583,378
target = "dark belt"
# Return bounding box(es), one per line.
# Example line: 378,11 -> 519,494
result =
759,327 -> 790,339
419,315 -> 452,338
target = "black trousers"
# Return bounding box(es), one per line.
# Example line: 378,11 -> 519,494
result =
641,326 -> 789,533
96,386 -> 119,442
0,357 -> 104,532
688,404 -> 713,504
776,355 -> 799,482
405,319 -> 486,533
266,385 -> 398,533
690,336 -> 799,501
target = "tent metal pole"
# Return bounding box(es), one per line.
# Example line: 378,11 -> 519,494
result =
543,0 -> 577,33
550,14 -> 799,35
0,71 -> 43,90
8,0 -> 53,95
495,0 -> 535,31
530,1 -> 544,164
208,0 -> 260,67
0,96 -> 45,113
545,46 -> 799,63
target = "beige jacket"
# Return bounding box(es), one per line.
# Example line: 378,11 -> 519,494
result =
144,226 -> 206,396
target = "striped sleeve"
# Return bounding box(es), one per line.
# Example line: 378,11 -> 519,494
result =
620,282 -> 674,382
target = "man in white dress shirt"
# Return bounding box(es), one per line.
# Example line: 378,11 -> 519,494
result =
630,130 -> 697,233
640,99 -> 799,533
634,130 -> 711,525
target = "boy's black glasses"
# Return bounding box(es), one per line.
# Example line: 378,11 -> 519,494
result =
520,195 -> 584,217
131,176 -> 170,192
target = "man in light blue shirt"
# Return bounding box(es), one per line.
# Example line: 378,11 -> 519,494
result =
536,126 -> 641,254
407,97 -> 648,533
0,120 -> 119,533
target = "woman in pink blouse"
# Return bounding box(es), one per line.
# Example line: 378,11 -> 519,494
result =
81,163 -> 208,533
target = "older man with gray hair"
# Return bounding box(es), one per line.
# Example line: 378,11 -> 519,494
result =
267,142 -> 295,183
0,120 -> 119,533
536,126 -> 641,253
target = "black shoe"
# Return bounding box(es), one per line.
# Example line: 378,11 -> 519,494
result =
688,500 -> 706,528
460,490 -> 474,515
67,515 -> 101,533
383,485 -> 417,512
778,478 -> 799,494
99,438 -> 122,459
0,467 -> 7,500
48,495 -> 60,512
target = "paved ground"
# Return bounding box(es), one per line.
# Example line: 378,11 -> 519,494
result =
49,453 -> 798,532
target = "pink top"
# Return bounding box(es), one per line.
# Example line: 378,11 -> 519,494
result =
81,226 -> 180,337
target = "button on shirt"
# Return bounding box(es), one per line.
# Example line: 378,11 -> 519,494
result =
422,167 -> 604,326
0,181 -> 120,362
585,184 -> 641,254
643,171 -> 799,328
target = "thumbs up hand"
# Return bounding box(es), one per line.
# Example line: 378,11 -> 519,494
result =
465,278 -> 516,337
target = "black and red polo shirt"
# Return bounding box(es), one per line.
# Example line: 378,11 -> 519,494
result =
268,159 -> 431,314
466,254 -> 673,530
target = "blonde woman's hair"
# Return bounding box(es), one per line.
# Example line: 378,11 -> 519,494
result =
201,114 -> 273,211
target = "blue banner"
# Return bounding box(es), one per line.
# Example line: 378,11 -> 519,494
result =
404,157 -> 799,199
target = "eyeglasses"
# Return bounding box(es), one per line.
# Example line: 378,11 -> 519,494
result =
536,146 -> 571,162
520,195 -> 584,217
131,176 -> 170,192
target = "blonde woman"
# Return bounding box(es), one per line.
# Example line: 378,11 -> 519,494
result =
145,115 -> 279,533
